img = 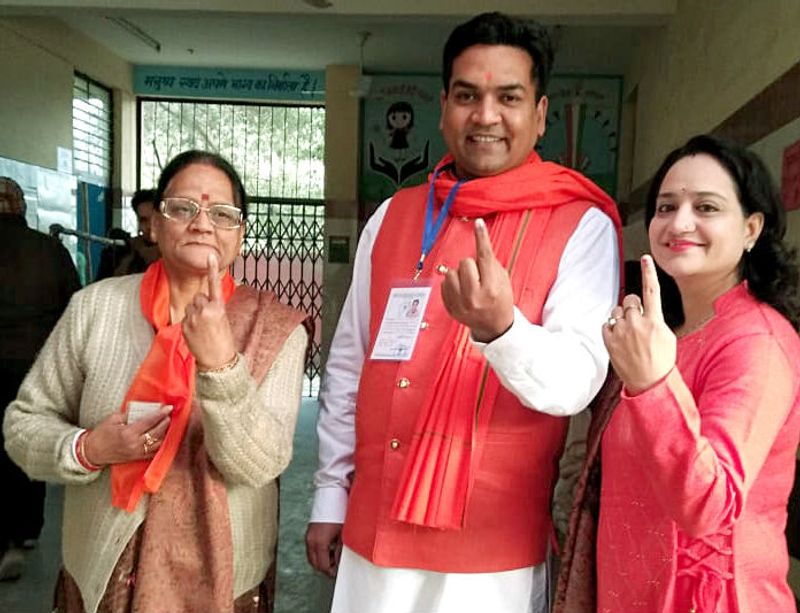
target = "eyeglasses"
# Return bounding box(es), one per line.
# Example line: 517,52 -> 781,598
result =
160,198 -> 243,229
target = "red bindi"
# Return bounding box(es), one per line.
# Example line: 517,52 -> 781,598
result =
200,193 -> 210,202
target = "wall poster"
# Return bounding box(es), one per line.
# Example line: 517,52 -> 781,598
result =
359,73 -> 622,215
360,75 -> 446,212
537,75 -> 622,198
134,66 -> 325,103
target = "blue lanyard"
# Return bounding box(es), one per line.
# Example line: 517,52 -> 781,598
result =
416,168 -> 466,278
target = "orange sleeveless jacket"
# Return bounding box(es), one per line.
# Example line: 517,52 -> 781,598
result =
342,182 -> 592,572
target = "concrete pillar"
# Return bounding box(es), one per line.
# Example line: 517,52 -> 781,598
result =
321,65 -> 361,367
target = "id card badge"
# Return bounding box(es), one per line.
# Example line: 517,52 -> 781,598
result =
370,285 -> 432,361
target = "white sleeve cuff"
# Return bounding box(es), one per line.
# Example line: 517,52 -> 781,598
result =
70,428 -> 86,466
472,305 -> 527,352
310,486 -> 349,524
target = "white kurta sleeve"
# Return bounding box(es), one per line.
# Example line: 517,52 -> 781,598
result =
479,207 -> 620,416
310,201 -> 391,523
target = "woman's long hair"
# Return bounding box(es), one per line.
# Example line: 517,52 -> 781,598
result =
645,134 -> 800,330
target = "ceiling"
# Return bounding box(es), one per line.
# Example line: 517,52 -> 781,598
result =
0,0 -> 671,76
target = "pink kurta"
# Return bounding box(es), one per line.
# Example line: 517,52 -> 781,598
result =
598,283 -> 800,613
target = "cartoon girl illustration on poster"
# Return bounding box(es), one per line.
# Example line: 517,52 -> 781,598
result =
387,101 -> 414,150
369,100 -> 429,186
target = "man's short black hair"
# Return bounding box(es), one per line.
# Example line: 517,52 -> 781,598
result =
442,12 -> 554,101
131,189 -> 157,214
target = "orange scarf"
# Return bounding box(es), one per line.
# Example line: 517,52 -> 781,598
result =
111,260 -> 235,512
390,152 -> 622,529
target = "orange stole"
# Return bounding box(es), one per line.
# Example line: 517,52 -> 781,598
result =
342,183 -> 590,572
111,261 -> 236,512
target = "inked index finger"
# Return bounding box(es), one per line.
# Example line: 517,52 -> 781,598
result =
474,218 -> 497,275
207,253 -> 222,302
640,254 -> 664,321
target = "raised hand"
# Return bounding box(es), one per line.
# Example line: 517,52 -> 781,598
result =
441,218 -> 514,343
83,405 -> 172,466
602,254 -> 676,394
182,253 -> 237,371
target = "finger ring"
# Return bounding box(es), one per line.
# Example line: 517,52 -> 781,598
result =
143,432 -> 157,454
606,316 -> 617,328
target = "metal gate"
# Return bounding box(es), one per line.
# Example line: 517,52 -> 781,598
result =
138,99 -> 325,395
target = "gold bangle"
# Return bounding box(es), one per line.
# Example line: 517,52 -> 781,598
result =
198,353 -> 240,374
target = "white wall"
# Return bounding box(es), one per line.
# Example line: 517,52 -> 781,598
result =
0,18 -> 133,176
626,0 -> 800,191
0,22 -> 73,170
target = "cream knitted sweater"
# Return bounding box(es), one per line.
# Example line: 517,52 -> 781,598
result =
3,274 -> 307,613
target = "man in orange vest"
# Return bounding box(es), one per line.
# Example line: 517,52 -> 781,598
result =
307,12 -> 622,612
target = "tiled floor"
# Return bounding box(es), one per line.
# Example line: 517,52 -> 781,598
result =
0,398 -> 334,613
275,399 -> 335,613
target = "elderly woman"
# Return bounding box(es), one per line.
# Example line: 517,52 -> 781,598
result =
556,135 -> 800,613
3,150 -> 308,613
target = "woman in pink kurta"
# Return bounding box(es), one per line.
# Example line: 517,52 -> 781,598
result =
597,135 -> 800,613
